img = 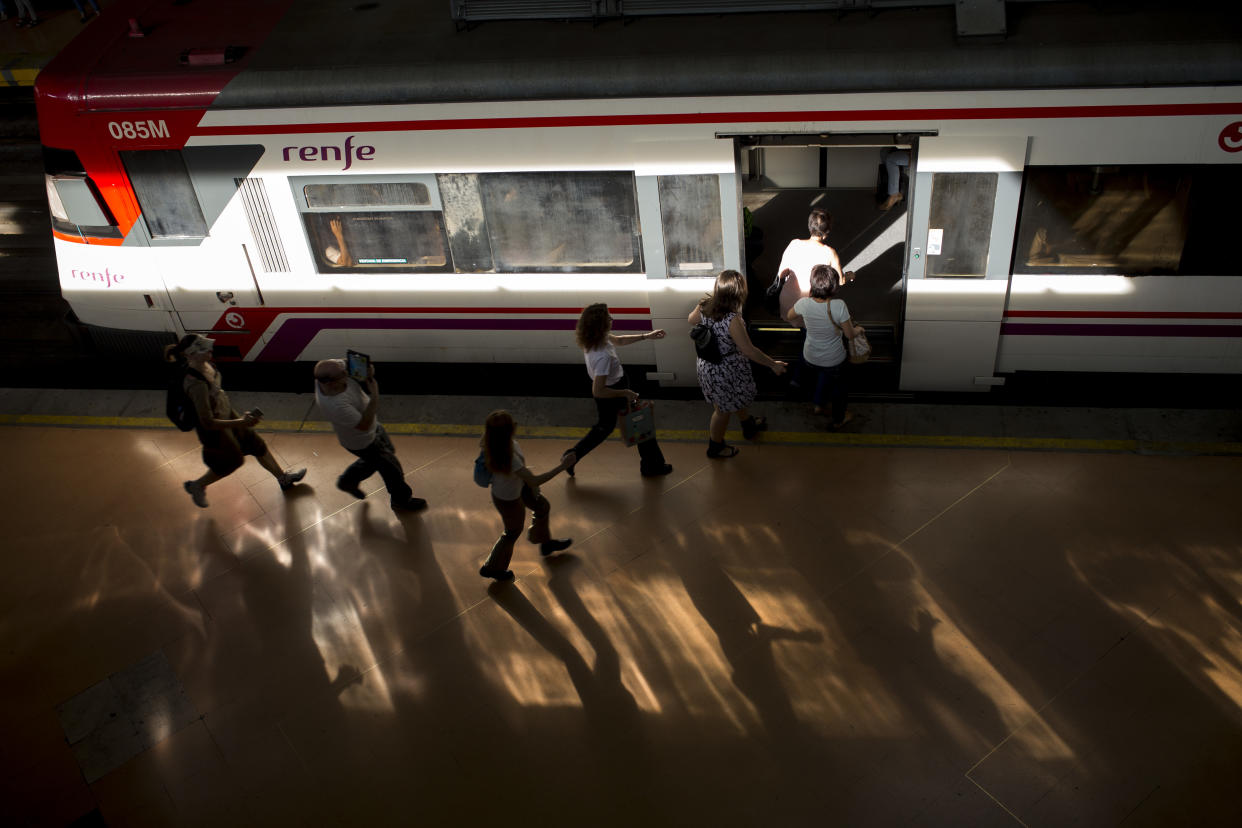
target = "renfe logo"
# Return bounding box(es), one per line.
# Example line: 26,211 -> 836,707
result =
70,267 -> 126,288
1220,122 -> 1242,153
282,135 -> 376,170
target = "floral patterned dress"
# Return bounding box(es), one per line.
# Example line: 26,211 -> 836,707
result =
696,311 -> 756,412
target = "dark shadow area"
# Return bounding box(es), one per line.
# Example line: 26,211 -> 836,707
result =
661,529 -> 818,744
745,188 -> 905,330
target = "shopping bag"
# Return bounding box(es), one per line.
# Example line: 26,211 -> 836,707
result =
618,399 -> 656,447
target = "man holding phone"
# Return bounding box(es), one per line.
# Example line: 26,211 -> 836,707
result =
313,357 -> 427,513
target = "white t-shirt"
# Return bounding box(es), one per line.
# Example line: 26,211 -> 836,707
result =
584,341 -> 624,385
794,297 -> 850,368
316,381 -> 378,451
490,440 -> 526,501
778,238 -> 837,319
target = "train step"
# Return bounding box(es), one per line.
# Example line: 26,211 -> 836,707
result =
748,320 -> 899,364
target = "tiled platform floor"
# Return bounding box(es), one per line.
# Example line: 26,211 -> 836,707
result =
2,421 -> 1241,827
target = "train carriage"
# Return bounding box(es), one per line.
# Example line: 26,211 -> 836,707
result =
35,0 -> 1242,392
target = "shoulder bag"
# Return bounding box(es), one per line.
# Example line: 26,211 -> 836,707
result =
830,301 -> 871,364
763,271 -> 789,315
473,451 -> 493,487
689,320 -> 723,363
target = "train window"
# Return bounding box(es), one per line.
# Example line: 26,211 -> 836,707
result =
478,172 -> 641,272
926,172 -> 997,278
437,174 -> 494,272
303,211 -> 448,271
303,182 -> 431,209
119,150 -> 209,238
46,176 -> 110,228
293,174 -> 450,273
43,147 -> 121,240
658,174 -> 723,277
1014,165 -> 1238,276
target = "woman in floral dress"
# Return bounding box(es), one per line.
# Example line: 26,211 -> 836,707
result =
688,269 -> 787,458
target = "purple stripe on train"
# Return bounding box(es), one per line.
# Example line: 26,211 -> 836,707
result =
1001,323 -> 1242,338
256,316 -> 650,361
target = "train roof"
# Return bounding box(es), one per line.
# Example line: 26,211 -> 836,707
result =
36,0 -> 1242,114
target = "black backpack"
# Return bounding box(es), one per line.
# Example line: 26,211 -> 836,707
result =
689,320 -> 723,363
166,366 -> 206,431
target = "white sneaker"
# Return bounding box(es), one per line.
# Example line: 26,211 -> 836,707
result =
279,468 -> 307,491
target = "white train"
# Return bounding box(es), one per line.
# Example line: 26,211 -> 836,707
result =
35,0 -> 1242,391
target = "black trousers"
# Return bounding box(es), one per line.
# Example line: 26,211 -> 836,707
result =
570,375 -> 667,474
340,425 -> 413,506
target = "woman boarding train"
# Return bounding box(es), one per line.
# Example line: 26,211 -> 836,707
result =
688,269 -> 787,458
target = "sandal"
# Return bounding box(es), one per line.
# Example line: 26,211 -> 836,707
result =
706,440 -> 739,459
740,416 -> 767,441
830,412 -> 856,430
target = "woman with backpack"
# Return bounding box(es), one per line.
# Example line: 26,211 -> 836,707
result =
166,334 -> 306,508
688,269 -> 787,458
479,410 -> 573,582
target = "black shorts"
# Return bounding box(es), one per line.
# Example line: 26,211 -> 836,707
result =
198,426 -> 268,476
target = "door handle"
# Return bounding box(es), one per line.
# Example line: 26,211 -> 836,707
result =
216,291 -> 236,305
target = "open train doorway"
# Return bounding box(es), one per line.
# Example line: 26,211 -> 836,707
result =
736,133 -> 920,393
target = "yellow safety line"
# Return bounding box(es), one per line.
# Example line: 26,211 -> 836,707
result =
1,412 -> 1240,455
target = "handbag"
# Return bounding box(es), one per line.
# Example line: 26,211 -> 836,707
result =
472,450 -> 493,487
689,321 -> 722,363
763,270 -> 789,315
848,326 -> 872,364
829,299 -> 871,364
618,399 -> 656,447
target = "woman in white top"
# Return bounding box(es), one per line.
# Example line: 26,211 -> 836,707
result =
776,208 -> 855,320
480,410 -> 573,582
565,303 -> 673,478
786,265 -> 865,428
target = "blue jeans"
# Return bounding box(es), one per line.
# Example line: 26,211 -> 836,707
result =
485,484 -> 552,571
341,425 -> 413,506
885,149 -> 910,196
805,359 -> 848,423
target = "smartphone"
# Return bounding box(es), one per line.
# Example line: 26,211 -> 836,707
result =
346,349 -> 371,382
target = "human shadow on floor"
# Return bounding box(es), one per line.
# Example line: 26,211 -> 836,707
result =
357,501 -> 565,821
488,577 -> 640,732
181,497 -> 354,782
543,553 -> 644,731
789,536 -> 1012,771
662,528 -> 820,744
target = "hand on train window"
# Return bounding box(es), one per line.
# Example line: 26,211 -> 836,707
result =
1027,226 -> 1056,265
325,217 -> 354,267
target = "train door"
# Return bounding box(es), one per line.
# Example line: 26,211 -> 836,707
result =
737,134 -> 914,390
640,169 -> 744,387
119,146 -> 266,341
900,136 -> 1028,391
